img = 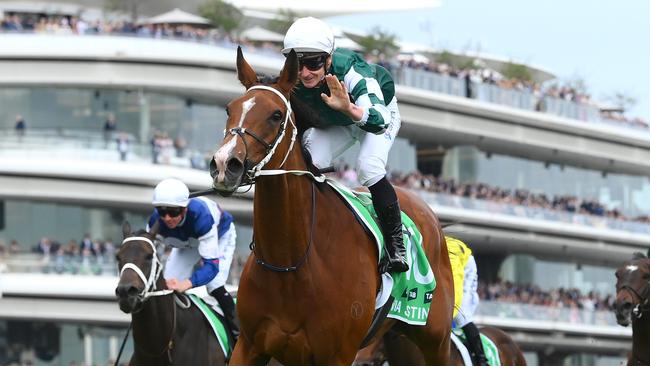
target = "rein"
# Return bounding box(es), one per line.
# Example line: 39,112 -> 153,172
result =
249,180 -> 317,272
226,84 -> 328,273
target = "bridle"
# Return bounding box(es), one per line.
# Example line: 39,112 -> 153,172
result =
226,85 -> 299,186
225,84 -> 328,272
119,236 -> 173,300
117,235 -> 177,363
619,271 -> 650,319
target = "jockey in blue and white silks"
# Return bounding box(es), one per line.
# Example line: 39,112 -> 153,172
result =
147,178 -> 239,341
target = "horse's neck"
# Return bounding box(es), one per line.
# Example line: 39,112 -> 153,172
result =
632,315 -> 650,364
253,147 -> 315,264
132,294 -> 175,358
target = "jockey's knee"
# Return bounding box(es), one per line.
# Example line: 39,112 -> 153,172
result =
310,154 -> 331,170
358,158 -> 386,187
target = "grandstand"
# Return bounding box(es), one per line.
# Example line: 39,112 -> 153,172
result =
0,2 -> 647,366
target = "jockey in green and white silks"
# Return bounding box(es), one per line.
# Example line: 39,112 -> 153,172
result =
282,17 -> 408,273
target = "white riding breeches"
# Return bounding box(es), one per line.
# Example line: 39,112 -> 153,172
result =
454,255 -> 479,327
302,97 -> 401,187
163,223 -> 237,292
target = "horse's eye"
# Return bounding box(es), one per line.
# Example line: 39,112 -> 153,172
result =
271,110 -> 283,122
146,254 -> 154,260
225,107 -> 230,117
115,254 -> 120,262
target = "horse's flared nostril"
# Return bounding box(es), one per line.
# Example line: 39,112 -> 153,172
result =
226,157 -> 244,178
209,158 -> 219,179
116,284 -> 138,298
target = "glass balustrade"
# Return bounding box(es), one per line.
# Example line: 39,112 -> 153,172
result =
478,301 -> 619,327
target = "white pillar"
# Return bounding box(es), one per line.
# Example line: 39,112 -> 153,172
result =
84,333 -> 93,366
109,336 -> 118,360
139,89 -> 151,145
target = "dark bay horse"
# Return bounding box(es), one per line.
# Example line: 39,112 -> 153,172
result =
354,326 -> 526,365
614,253 -> 650,366
209,47 -> 454,365
115,221 -> 227,366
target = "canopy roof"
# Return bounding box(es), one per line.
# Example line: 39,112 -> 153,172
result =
225,0 -> 440,17
144,8 -> 211,26
240,26 -> 284,43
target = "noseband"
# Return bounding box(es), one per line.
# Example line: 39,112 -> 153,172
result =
227,85 -> 297,185
119,236 -> 173,299
620,275 -> 650,318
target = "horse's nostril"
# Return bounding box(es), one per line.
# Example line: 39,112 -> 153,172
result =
209,158 -> 219,179
116,284 -> 138,298
226,158 -> 244,176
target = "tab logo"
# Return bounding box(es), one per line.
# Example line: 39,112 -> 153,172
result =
408,288 -> 418,301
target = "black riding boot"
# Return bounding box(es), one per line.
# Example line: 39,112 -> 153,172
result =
369,177 -> 409,274
462,322 -> 488,366
211,286 -> 240,343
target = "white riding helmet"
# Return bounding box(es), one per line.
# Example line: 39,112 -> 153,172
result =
282,17 -> 335,56
152,178 -> 190,207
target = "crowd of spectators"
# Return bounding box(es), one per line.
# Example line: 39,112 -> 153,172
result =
387,170 -> 650,225
383,56 -> 648,129
479,278 -> 614,312
0,235 -> 118,275
3,11 -> 647,130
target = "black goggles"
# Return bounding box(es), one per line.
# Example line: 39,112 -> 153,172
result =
156,206 -> 184,218
298,54 -> 327,71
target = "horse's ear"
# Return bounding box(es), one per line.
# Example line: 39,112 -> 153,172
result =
122,221 -> 132,239
149,220 -> 160,238
277,50 -> 298,94
236,46 -> 257,89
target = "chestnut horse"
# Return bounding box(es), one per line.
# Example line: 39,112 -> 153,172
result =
354,326 -> 526,365
614,252 -> 650,366
115,222 -> 227,365
209,47 -> 454,365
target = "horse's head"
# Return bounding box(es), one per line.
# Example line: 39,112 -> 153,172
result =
210,46 -> 299,195
115,221 -> 161,314
614,252 -> 650,326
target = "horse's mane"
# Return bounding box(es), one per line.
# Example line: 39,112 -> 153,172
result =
633,252 -> 648,260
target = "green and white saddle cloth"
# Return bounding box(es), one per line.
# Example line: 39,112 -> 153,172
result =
187,294 -> 233,357
327,179 -> 436,325
451,328 -> 501,366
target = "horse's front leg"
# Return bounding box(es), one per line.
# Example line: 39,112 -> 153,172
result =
229,336 -> 270,366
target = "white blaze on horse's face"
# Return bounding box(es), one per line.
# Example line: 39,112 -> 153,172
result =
627,265 -> 639,273
213,96 -> 256,184
213,137 -> 237,184
238,97 -> 256,127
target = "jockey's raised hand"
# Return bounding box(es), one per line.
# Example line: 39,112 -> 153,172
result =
321,74 -> 365,122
